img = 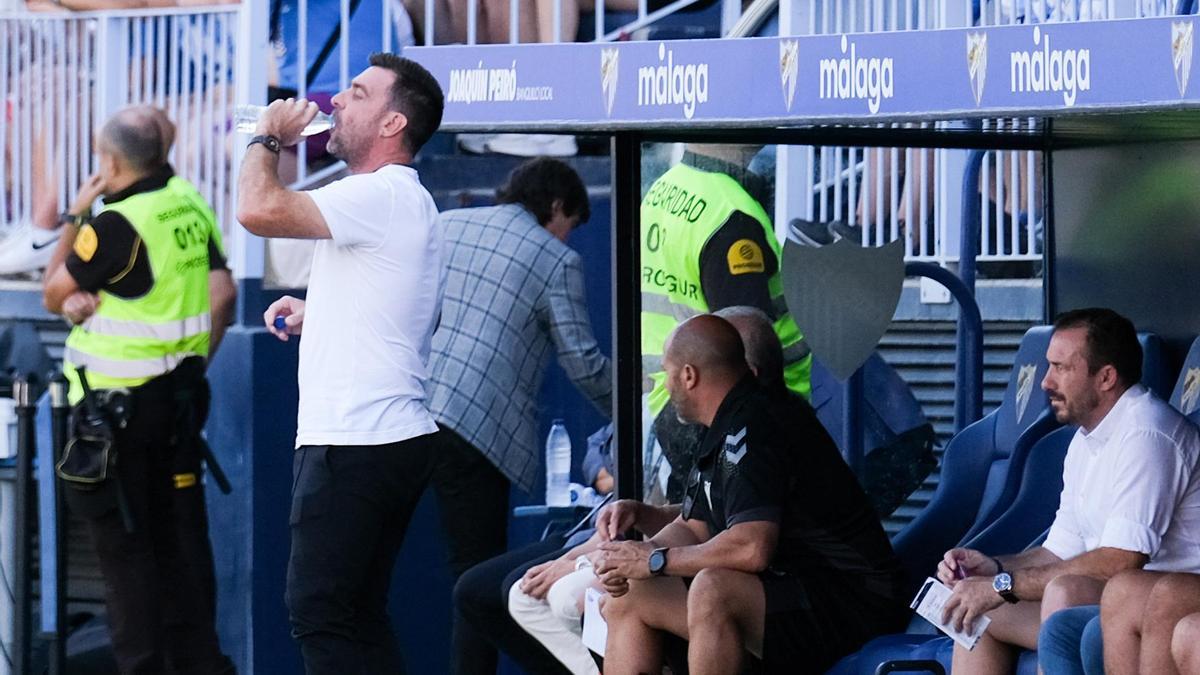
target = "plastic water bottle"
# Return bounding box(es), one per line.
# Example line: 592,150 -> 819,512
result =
233,104 -> 334,136
545,420 -> 572,507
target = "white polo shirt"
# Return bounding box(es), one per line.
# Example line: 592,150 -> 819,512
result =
1045,384 -> 1200,572
296,164 -> 444,447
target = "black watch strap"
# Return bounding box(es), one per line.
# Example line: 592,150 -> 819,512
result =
992,557 -> 1005,575
248,134 -> 282,154
59,211 -> 89,228
649,547 -> 669,576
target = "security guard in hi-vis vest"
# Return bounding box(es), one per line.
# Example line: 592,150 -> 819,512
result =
641,144 -> 811,421
43,106 -> 237,675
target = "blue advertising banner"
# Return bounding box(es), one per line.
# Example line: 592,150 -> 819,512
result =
404,16 -> 1199,130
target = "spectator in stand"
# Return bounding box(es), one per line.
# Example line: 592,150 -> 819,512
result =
0,125 -> 59,275
939,308 -> 1200,675
3,0 -> 239,277
403,0 -> 536,45
25,0 -> 237,8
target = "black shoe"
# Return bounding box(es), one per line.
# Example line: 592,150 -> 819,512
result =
789,218 -> 835,247
828,220 -> 863,244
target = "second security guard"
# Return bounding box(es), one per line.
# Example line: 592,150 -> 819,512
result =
641,143 -> 811,418
43,105 -> 237,675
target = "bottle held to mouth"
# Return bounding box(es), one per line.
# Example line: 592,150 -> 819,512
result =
233,104 -> 334,136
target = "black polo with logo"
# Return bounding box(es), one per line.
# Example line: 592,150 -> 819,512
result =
680,375 -> 907,669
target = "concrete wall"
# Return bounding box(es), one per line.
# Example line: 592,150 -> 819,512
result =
1052,140 -> 1200,367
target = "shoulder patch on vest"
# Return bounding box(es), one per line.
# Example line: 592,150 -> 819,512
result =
727,238 -> 765,275
74,225 -> 98,262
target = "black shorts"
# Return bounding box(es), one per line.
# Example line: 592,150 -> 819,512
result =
755,569 -> 907,674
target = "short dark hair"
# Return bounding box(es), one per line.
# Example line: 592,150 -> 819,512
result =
369,52 -> 444,156
496,158 -> 591,226
101,109 -> 165,174
1053,307 -> 1142,386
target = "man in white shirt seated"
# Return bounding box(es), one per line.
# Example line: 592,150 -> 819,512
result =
937,307 -> 1200,675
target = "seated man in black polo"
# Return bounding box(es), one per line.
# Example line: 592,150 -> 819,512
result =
596,314 -> 907,674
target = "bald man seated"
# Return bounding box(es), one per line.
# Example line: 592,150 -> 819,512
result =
595,315 -> 907,675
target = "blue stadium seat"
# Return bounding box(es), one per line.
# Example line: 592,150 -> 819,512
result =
1169,336 -> 1200,421
961,425 -> 1075,557
889,326 -> 1060,594
1139,333 -> 1171,400
809,353 -> 931,464
810,354 -> 936,516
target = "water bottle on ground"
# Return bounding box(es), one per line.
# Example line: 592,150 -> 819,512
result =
233,104 -> 334,136
545,420 -> 572,507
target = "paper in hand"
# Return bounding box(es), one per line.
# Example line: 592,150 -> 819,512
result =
911,577 -> 991,650
582,587 -> 608,657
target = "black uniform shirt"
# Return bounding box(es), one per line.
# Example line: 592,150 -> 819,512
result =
66,165 -> 227,299
681,376 -> 904,598
681,152 -> 780,319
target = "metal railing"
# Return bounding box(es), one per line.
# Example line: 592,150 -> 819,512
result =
963,0 -> 1179,268
0,6 -> 240,247
787,0 -> 968,266
413,0 -> 735,46
779,0 -> 1183,272
0,0 -> 1191,284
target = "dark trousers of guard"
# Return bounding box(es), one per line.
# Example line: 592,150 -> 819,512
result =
286,427 -> 508,675
68,373 -> 235,675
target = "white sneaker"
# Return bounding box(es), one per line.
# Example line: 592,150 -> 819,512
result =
0,221 -> 63,275
485,133 -> 578,158
456,133 -> 497,154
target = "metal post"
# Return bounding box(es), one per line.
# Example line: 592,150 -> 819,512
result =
231,1 -> 269,282
842,367 -> 864,476
48,374 -> 70,675
12,377 -> 35,675
612,133 -> 643,502
958,151 -> 982,295
955,151 -> 986,430
1041,128 -> 1056,323
907,262 -> 984,431
93,17 -> 130,134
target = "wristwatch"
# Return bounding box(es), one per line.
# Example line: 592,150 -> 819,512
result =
993,571 -> 1019,604
248,134 -> 282,154
59,211 -> 89,229
648,548 -> 669,576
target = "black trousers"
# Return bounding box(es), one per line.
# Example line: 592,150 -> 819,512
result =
428,427 -> 512,675
287,426 -> 509,675
70,376 -> 234,675
453,538 -> 574,675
